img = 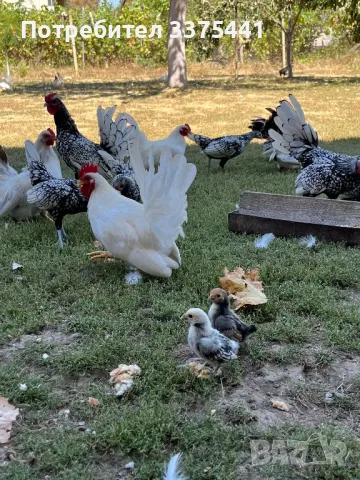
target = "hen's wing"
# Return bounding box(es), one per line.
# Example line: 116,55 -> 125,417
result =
197,334 -> 238,363
203,135 -> 249,159
0,171 -> 30,217
214,314 -> 245,342
27,179 -> 78,210
295,162 -> 346,197
129,135 -> 196,251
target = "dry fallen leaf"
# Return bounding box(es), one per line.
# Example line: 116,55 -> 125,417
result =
88,397 -> 99,407
272,400 -> 290,412
0,397 -> 19,444
219,267 -> 267,310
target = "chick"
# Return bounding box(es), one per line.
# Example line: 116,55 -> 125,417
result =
208,288 -> 257,343
182,308 -> 239,374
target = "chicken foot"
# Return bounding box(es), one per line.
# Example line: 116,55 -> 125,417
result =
87,250 -> 114,262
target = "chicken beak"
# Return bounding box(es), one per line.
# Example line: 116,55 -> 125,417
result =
180,314 -> 186,321
44,103 -> 48,107
77,180 -> 84,188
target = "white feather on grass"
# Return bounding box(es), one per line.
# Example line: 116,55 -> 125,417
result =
299,235 -> 316,248
163,453 -> 188,480
254,233 -> 275,249
125,270 -> 143,285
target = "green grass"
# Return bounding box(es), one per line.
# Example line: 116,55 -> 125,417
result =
1,72 -> 360,479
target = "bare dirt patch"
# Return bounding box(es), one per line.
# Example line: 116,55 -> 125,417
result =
0,326 -> 81,364
219,347 -> 360,431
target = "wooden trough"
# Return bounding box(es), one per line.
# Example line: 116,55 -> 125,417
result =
228,191 -> 360,246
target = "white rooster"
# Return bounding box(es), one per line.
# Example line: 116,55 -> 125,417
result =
0,129 -> 61,220
119,114 -> 190,168
78,135 -> 196,282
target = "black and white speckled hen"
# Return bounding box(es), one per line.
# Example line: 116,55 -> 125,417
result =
251,107 -> 300,170
95,111 -> 140,202
25,140 -> 88,247
186,120 -> 265,171
268,94 -> 360,198
44,93 -> 135,181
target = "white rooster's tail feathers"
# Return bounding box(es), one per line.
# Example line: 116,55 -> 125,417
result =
268,94 -> 318,159
129,135 -> 196,251
25,140 -> 54,185
0,144 -> 32,218
163,453 -> 188,480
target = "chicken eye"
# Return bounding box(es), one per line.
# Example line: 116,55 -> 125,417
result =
216,294 -> 220,298
189,314 -> 193,318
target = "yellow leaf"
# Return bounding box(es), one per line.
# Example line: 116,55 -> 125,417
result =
219,266 -> 267,310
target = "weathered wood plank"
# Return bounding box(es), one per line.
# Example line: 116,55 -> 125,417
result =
228,191 -> 360,245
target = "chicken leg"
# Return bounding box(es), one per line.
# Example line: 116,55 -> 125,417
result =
56,227 -> 68,249
87,250 -> 114,261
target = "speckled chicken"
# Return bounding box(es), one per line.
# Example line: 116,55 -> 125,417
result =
44,94 -> 136,182
25,140 -> 88,247
96,111 -> 140,201
208,288 -> 257,342
182,308 -> 239,374
252,108 -> 300,170
186,120 -> 264,171
268,94 -> 360,198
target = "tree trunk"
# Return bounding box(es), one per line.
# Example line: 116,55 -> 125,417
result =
281,14 -> 286,68
234,0 -> 239,80
285,32 -> 293,78
167,0 -> 188,88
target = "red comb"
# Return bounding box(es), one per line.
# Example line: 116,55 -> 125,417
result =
45,93 -> 58,103
79,163 -> 98,178
47,128 -> 56,136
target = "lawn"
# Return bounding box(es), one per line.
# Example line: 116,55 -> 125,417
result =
1,65 -> 360,479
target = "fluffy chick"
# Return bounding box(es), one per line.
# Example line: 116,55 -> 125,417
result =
182,308 -> 239,374
208,288 -> 257,342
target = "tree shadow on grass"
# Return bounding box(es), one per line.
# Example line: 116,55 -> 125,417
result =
1,72 -> 359,101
